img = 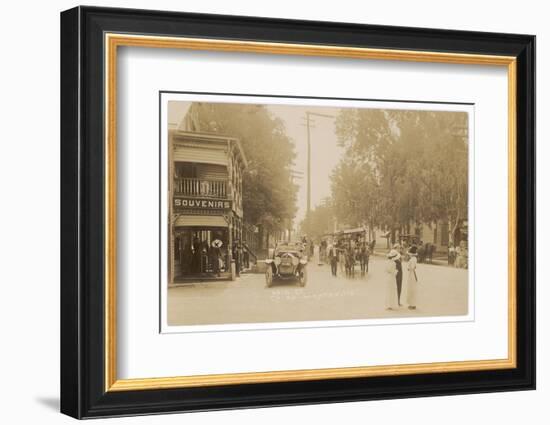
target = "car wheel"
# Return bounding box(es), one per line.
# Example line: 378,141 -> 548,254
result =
298,267 -> 307,287
265,266 -> 273,287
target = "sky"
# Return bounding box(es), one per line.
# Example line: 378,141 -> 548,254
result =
265,104 -> 344,227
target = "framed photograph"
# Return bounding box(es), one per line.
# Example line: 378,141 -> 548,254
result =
60,6 -> 535,419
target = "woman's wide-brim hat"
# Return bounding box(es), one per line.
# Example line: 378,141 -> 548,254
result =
387,249 -> 400,260
408,245 -> 418,255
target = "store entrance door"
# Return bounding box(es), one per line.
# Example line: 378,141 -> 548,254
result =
173,227 -> 229,281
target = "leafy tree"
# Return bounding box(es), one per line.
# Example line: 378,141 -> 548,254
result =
330,158 -> 381,229
333,108 -> 468,244
192,103 -> 298,236
300,200 -> 335,239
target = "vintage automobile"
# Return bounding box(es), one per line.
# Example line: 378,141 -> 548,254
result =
265,242 -> 308,287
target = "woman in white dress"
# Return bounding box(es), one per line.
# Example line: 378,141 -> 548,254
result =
385,251 -> 399,310
339,245 -> 346,274
406,246 -> 419,309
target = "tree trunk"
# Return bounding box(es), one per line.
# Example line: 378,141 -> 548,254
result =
451,211 -> 461,246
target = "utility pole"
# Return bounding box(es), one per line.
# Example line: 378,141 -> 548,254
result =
306,112 -> 311,215
289,169 -> 304,241
302,111 -> 336,217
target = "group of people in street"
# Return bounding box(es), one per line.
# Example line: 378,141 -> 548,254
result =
322,237 -> 422,311
325,239 -> 374,278
448,241 -> 468,269
298,231 -> 470,314
385,243 -> 420,310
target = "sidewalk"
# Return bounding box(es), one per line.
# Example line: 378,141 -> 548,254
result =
372,248 -> 450,266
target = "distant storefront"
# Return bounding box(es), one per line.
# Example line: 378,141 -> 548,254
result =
168,127 -> 247,284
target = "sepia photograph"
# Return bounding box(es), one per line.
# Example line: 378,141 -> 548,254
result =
163,95 -> 471,328
58,6 -> 536,418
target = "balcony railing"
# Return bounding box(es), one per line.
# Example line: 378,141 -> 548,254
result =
174,178 -> 228,198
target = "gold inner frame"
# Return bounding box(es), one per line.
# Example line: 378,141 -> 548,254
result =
104,33 -> 517,392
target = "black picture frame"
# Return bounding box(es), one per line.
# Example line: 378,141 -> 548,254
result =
61,5 -> 535,419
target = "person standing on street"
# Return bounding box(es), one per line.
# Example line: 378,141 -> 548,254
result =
328,243 -> 338,276
385,252 -> 399,310
448,242 -> 456,266
345,244 -> 356,278
406,245 -> 419,309
338,242 -> 346,274
210,237 -> 223,277
359,242 -> 369,276
455,244 -> 462,268
232,241 -> 241,277
191,235 -> 201,274
320,239 -> 327,263
391,244 -> 403,306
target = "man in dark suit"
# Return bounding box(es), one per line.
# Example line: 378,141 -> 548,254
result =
328,244 -> 338,276
391,244 -> 403,306
359,242 -> 369,276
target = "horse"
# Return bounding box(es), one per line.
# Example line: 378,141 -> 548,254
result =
418,243 -> 435,263
357,245 -> 369,276
344,247 -> 356,278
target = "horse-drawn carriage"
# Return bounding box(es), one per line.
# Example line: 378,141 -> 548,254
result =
328,228 -> 372,278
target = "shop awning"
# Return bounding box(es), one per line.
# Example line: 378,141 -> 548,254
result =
172,145 -> 228,166
342,227 -> 366,234
174,215 -> 228,228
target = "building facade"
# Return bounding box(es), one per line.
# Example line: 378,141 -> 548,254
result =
168,125 -> 247,284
